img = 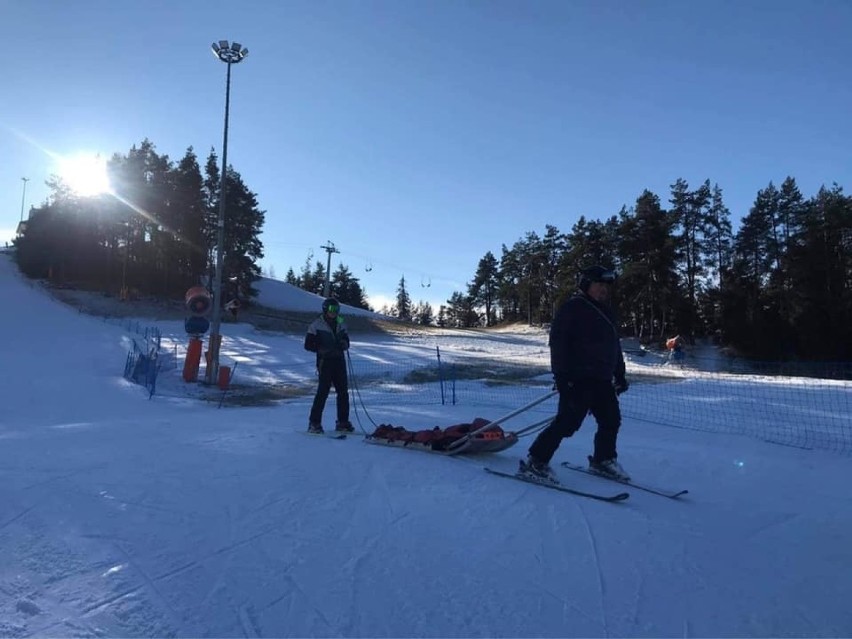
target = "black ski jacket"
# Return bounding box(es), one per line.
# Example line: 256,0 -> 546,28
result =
304,314 -> 350,362
549,292 -> 626,383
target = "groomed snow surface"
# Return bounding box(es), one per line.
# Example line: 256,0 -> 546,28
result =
1,252 -> 850,638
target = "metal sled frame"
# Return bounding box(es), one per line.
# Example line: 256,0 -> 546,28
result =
364,390 -> 556,456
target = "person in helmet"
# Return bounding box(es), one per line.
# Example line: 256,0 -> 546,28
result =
303,297 -> 354,434
522,264 -> 631,481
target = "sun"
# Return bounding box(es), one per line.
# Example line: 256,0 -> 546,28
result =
59,153 -> 111,197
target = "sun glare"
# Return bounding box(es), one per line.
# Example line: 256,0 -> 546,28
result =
59,154 -> 111,197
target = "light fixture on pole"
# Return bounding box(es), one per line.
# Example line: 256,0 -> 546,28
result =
206,39 -> 249,385
20,177 -> 29,222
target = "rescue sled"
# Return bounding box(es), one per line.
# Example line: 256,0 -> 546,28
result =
364,390 -> 557,456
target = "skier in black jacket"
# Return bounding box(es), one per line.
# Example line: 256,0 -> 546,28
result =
522,265 -> 630,480
304,297 -> 354,434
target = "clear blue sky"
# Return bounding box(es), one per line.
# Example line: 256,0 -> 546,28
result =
3,0 -> 851,310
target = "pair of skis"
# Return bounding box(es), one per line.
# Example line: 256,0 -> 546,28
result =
484,460 -> 688,503
558,460 -> 688,499
303,430 -> 352,440
485,467 -> 629,502
303,429 -> 687,503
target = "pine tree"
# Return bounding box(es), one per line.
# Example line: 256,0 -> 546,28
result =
616,190 -> 678,341
332,264 -> 370,310
786,185 -> 852,359
670,178 -> 712,339
108,139 -> 175,296
445,291 -> 466,327
311,261 -> 327,296
170,147 -> 208,290
497,243 -> 524,322
414,301 -> 434,325
299,252 -> 316,292
230,169 -> 264,297
201,152 -> 265,302
203,149 -> 221,283
540,225 -> 566,321
700,184 -> 734,338
436,305 -> 448,327
396,275 -> 412,321
705,184 -> 734,280
727,183 -> 784,357
468,251 -> 500,326
774,176 -> 805,312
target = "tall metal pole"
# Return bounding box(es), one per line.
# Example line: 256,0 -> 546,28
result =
207,40 -> 248,385
19,177 -> 29,222
207,60 -> 232,385
320,241 -> 339,298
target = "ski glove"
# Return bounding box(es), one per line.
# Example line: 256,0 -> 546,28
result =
553,375 -> 574,393
614,376 -> 629,395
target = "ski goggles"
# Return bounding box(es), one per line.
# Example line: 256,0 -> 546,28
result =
592,270 -> 617,284
325,304 -> 340,313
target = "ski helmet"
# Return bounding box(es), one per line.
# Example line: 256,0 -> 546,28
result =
578,265 -> 618,292
322,297 -> 340,313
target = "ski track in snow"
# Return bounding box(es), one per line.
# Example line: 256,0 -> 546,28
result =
20,464 -> 107,492
112,541 -> 184,632
279,569 -> 336,637
529,495 -> 605,635
238,603 -> 262,638
337,462 -> 400,637
239,449 -> 415,637
572,501 -> 609,638
0,505 -> 36,533
743,511 -> 800,542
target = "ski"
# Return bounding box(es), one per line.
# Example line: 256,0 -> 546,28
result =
559,461 -> 688,499
303,431 -> 347,440
484,468 -> 629,502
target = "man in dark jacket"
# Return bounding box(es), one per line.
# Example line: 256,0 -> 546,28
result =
304,297 -> 354,434
522,265 -> 630,480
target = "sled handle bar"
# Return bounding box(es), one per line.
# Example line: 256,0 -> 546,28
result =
446,389 -> 558,450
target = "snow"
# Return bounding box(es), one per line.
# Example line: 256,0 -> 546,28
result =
253,278 -> 379,317
1,250 -> 851,638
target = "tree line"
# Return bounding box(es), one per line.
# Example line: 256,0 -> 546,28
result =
16,139 -> 265,305
280,253 -> 371,311
15,138 -> 377,313
435,178 -> 851,361
13,140 -> 850,360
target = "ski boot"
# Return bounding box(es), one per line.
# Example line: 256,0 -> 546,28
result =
335,420 -> 355,433
588,456 -> 630,481
519,455 -> 559,484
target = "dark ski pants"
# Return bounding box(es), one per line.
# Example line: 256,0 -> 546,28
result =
309,357 -> 349,425
528,378 -> 621,464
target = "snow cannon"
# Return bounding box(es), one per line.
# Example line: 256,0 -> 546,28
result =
185,286 -> 212,316
183,286 -> 213,382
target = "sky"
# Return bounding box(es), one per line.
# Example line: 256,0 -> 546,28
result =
2,0 -> 852,310
2,249 -> 852,636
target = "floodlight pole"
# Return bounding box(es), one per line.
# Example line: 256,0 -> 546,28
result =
20,177 -> 29,222
207,40 -> 248,385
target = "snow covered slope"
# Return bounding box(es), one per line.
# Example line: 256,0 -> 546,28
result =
1,252 -> 850,637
